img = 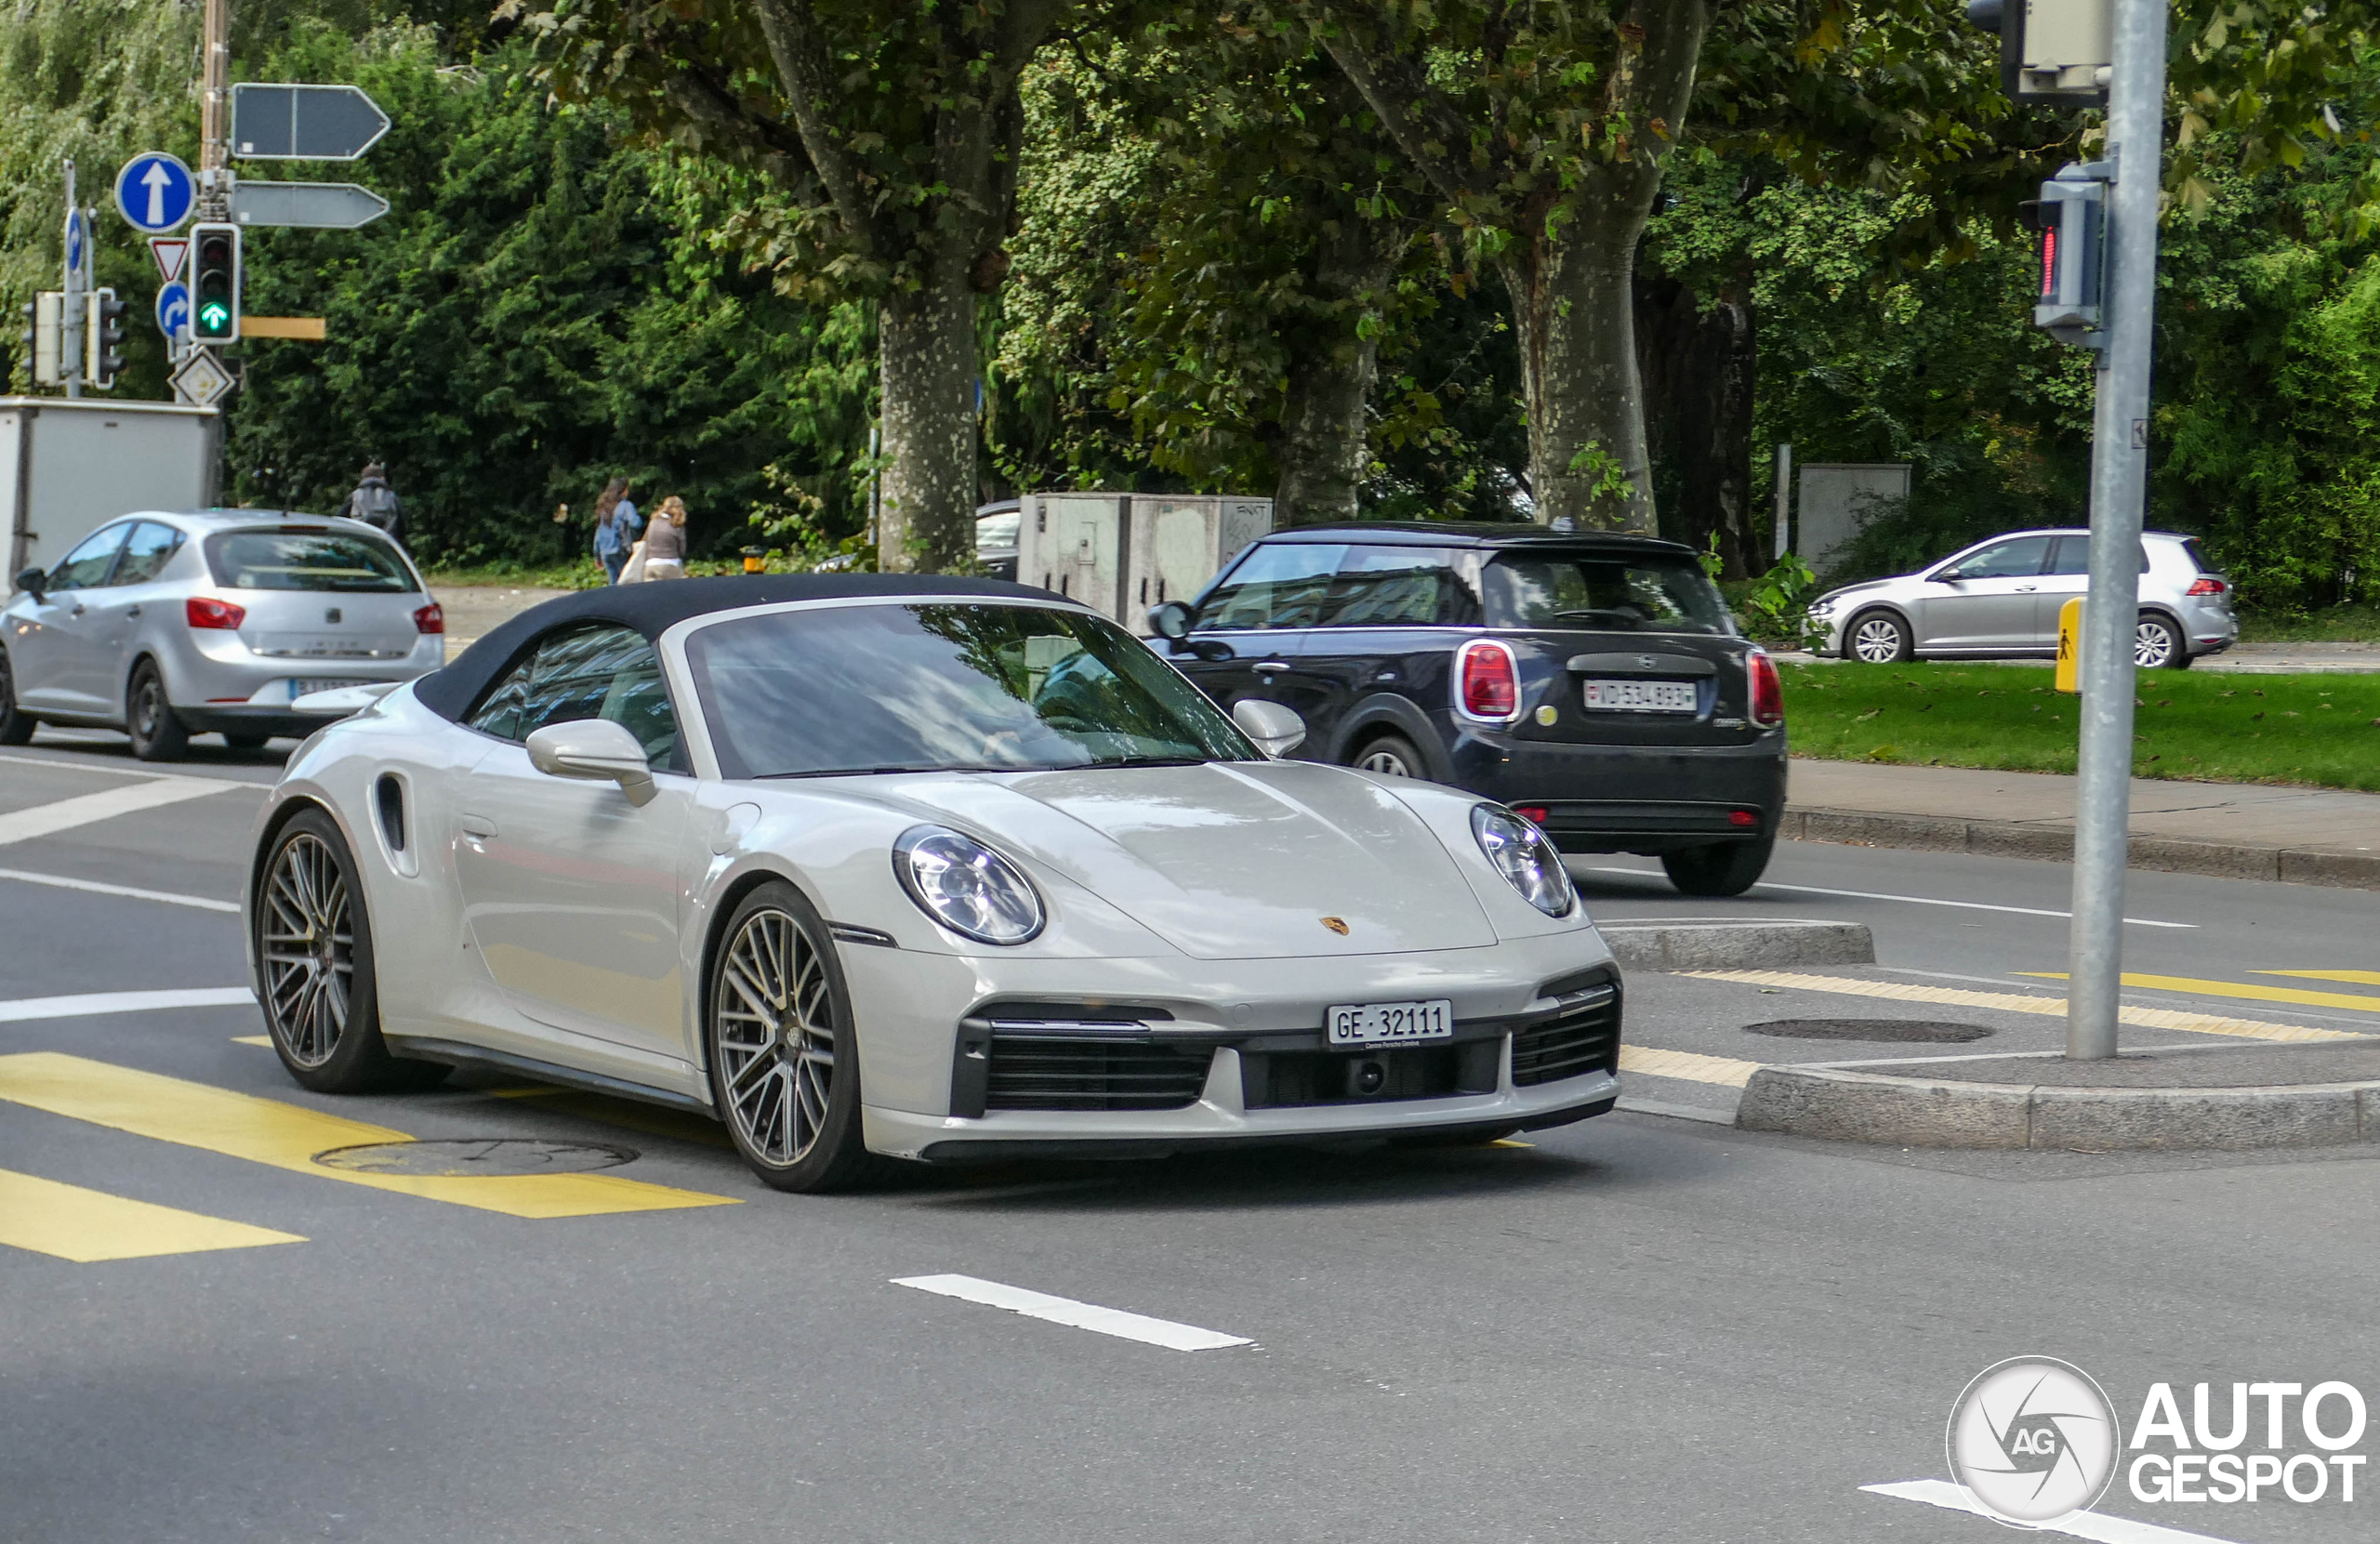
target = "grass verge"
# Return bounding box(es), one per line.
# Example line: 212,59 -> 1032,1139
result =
2237,604 -> 2380,644
1784,662 -> 2380,792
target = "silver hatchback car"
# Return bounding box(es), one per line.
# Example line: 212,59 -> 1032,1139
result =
1806,528 -> 2237,669
2,509 -> 444,759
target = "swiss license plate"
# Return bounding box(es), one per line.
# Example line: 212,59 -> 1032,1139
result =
1327,998 -> 1455,1047
288,678 -> 374,701
1582,678 -> 1696,713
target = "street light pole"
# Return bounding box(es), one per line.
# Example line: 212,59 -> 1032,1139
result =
2066,0 -> 2170,1060
200,0 -> 231,221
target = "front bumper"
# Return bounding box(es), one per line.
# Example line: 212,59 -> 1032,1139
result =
836,928 -> 1623,1160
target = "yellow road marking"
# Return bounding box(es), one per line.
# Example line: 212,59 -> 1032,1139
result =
0,1168 -> 304,1261
231,1036 -> 271,1047
2256,970 -> 2380,988
1618,1045 -> 1764,1088
1686,970 -> 2366,1045
1489,1139 -> 1534,1148
2017,971 -> 2380,1016
0,1053 -> 738,1218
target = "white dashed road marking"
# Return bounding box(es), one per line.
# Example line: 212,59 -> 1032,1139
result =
0,988 -> 256,1024
892,1274 -> 1252,1352
0,778 -> 239,848
1864,1480 -> 2245,1544
1578,865 -> 2197,928
0,866 -> 239,913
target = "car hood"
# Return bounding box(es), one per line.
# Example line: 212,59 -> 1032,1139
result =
866,761 -> 1501,959
1815,578 -> 1894,607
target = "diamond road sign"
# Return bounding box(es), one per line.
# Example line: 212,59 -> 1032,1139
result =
231,84 -> 390,162
171,348 -> 234,409
229,181 -> 390,230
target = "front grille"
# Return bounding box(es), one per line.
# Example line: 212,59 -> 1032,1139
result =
1512,984 -> 1620,1087
985,1035 -> 1212,1112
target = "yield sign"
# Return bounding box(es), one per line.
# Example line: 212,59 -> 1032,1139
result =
150,236 -> 190,284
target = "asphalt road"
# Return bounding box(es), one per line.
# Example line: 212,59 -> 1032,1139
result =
4,734 -> 2376,1544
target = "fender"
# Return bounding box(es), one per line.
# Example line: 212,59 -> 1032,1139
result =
1329,692 -> 1456,781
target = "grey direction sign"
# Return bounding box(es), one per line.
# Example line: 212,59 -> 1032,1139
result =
230,180 -> 390,230
231,83 -> 390,161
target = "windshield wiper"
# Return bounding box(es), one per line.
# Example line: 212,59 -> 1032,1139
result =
754,763 -> 1016,779
1079,755 -> 1208,769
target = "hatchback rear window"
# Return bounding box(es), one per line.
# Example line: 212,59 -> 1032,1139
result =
205,529 -> 416,592
1483,551 -> 1728,634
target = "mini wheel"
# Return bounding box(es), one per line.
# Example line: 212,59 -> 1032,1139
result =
1661,834 -> 1775,898
1352,733 -> 1426,779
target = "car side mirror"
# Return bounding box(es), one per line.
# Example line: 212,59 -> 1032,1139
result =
1231,697 -> 1305,758
1147,600 -> 1192,640
13,567 -> 46,601
1937,567 -> 1964,583
525,719 -> 657,805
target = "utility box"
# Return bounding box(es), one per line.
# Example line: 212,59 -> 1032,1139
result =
1021,493 -> 1273,631
4,398 -> 220,579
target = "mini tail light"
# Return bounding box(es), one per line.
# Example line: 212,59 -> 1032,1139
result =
1513,805 -> 1551,825
186,596 -> 245,629
1748,651 -> 1784,728
414,602 -> 445,634
1729,809 -> 1759,828
2186,577 -> 2228,596
1456,639 -> 1521,721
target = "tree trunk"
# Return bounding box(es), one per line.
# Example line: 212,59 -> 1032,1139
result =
877,279 -> 980,573
1635,272 -> 1759,576
1273,220 -> 1402,524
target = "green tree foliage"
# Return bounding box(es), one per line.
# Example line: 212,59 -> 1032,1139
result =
224,26 -> 875,565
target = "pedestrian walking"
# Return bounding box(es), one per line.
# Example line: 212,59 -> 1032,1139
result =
640,495 -> 689,581
338,461 -> 405,541
591,477 -> 642,585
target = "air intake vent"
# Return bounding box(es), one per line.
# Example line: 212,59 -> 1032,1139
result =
985,1035 -> 1212,1112
1511,983 -> 1620,1087
374,773 -> 405,853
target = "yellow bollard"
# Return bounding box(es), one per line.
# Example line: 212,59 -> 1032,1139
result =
2056,597 -> 2084,693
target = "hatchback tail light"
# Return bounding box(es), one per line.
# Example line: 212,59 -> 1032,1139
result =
1748,651 -> 1784,727
186,596 -> 245,630
413,602 -> 444,634
1455,639 -> 1521,722
2186,576 -> 2228,597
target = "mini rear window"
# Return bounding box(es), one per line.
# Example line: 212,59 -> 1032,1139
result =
1483,550 -> 1729,634
205,529 -> 416,593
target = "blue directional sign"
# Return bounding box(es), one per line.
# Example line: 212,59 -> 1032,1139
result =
114,152 -> 196,234
63,209 -> 86,284
156,280 -> 191,340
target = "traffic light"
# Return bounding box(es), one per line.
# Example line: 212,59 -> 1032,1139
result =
2020,172 -> 2107,345
86,287 -> 126,389
190,221 -> 241,343
1965,0 -> 2111,105
21,291 -> 63,386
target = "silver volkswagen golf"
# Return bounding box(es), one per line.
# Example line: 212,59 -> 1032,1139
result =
2,509 -> 445,759
1806,528 -> 2238,668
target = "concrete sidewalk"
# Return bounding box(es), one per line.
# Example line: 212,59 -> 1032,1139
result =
1785,759 -> 2380,889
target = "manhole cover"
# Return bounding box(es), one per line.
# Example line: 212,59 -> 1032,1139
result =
1742,1018 -> 1994,1044
311,1139 -> 637,1176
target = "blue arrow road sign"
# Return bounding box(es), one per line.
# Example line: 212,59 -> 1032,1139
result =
64,209 -> 86,287
115,152 -> 196,234
156,280 -> 191,339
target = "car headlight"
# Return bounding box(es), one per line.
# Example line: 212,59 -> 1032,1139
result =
1806,595 -> 1838,616
1472,805 -> 1575,917
893,825 -> 1045,944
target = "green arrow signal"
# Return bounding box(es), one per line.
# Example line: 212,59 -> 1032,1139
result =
197,301 -> 231,328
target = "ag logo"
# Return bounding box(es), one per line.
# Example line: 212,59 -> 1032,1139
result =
1948,1357 -> 2121,1526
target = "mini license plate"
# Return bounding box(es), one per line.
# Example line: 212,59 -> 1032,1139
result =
1582,678 -> 1697,714
1327,998 -> 1455,1047
288,677 -> 375,701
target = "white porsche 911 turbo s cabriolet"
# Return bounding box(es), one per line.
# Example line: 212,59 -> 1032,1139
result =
245,575 -> 1623,1192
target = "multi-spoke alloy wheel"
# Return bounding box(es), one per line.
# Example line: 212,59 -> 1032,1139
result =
2135,615 -> 2184,668
263,831 -> 353,1068
1354,733 -> 1424,779
1851,614 -> 1909,664
707,883 -> 874,1192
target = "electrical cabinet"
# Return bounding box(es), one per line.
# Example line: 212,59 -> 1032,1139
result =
1019,493 -> 1273,632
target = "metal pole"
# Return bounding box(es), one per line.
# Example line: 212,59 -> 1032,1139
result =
2066,0 -> 2168,1061
1773,443 -> 1792,562
61,161 -> 83,400
199,0 -> 231,219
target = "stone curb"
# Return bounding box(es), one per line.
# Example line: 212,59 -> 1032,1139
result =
1598,919 -> 1874,971
1778,806 -> 2380,891
1735,1064 -> 2380,1151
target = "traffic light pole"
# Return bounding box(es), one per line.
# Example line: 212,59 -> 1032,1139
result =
199,0 -> 231,221
2066,0 -> 2169,1061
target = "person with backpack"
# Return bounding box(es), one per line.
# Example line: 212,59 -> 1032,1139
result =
591,477 -> 642,585
339,462 -> 405,542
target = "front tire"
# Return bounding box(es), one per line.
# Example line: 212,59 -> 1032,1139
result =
256,808 -> 442,1093
1845,610 -> 1913,664
126,659 -> 189,761
706,882 -> 879,1193
2135,614 -> 2188,669
1351,732 -> 1426,779
1661,834 -> 1775,898
0,648 -> 35,746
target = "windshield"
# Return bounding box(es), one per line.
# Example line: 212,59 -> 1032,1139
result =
687,601 -> 1258,779
205,529 -> 416,593
1483,550 -> 1729,634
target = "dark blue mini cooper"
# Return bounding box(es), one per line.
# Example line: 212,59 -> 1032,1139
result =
1148,522 -> 1788,896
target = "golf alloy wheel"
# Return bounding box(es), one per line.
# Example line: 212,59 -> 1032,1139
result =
715,905 -> 839,1168
261,830 -> 355,1068
2135,615 -> 2183,668
1850,614 -> 1910,664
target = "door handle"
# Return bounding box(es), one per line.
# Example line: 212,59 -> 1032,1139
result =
126,604 -> 141,617
70,602 -> 86,616
459,814 -> 497,839
1253,660 -> 1292,673
2016,586 -> 2037,593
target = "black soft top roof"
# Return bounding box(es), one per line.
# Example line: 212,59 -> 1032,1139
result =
413,573 -> 1053,721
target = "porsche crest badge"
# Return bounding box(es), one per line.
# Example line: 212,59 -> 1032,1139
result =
1320,917 -> 1350,935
